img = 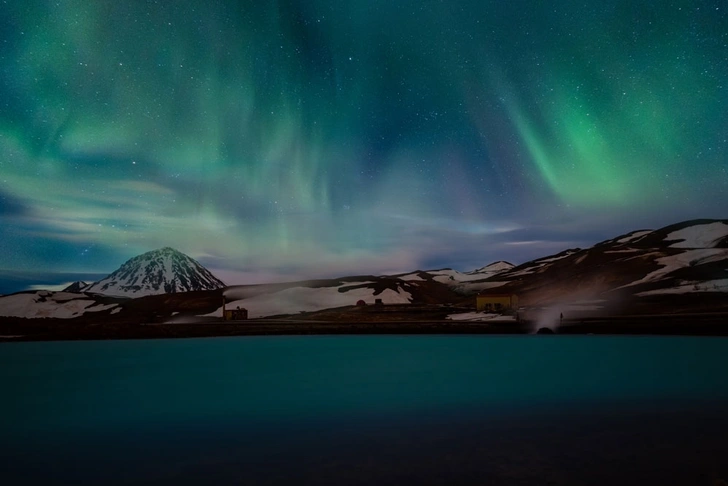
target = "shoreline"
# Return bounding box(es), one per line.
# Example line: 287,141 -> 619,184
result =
2,314 -> 728,342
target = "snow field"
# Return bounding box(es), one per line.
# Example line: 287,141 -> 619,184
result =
666,222 -> 728,249
207,283 -> 412,319
0,292 -> 118,319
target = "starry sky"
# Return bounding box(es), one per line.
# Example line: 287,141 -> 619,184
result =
0,0 -> 726,291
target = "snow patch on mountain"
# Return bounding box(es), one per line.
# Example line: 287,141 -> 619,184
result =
85,247 -> 225,297
636,278 -> 728,296
466,261 -> 515,276
666,222 -> 728,249
429,264 -> 513,284
430,269 -> 474,283
616,230 -> 652,244
398,273 -> 426,282
622,249 -> 728,288
397,262 -> 514,285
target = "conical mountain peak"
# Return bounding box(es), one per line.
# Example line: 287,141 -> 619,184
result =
84,248 -> 225,297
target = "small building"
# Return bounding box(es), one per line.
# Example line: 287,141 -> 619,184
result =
476,293 -> 519,312
222,296 -> 248,320
224,306 -> 248,320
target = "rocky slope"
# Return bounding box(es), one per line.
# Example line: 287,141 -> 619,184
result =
467,219 -> 728,310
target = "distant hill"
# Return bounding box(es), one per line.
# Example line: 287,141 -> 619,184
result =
463,219 -> 728,310
466,261 -> 515,277
62,281 -> 90,293
393,261 -> 515,289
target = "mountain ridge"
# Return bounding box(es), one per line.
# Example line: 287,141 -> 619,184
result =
1,219 -> 727,323
461,218 -> 728,306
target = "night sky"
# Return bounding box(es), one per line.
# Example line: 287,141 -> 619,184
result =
1,0 -> 726,290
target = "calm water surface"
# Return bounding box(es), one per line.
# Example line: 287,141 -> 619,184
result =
2,335 -> 728,485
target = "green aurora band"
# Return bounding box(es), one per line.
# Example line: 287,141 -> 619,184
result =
0,0 -> 726,282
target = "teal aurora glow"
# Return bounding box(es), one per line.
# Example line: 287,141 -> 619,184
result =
1,1 -> 726,284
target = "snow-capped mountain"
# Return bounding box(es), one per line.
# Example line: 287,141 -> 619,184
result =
84,247 -> 225,297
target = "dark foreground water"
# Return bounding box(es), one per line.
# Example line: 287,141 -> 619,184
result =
2,335 -> 728,485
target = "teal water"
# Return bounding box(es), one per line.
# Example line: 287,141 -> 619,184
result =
2,335 -> 728,485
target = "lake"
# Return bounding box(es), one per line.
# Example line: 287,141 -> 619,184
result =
2,335 -> 728,485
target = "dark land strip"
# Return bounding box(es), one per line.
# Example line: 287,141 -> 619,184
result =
2,312 -> 728,342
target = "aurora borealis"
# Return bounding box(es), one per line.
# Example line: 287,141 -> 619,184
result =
1,0 -> 726,290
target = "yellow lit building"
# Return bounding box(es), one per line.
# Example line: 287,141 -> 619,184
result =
223,307 -> 248,320
476,293 -> 519,312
